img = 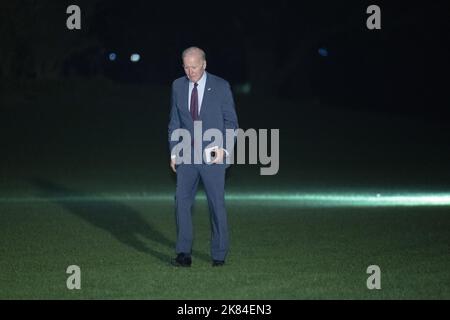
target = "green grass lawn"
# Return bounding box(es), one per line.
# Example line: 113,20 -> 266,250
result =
1,196 -> 448,299
1,80 -> 449,299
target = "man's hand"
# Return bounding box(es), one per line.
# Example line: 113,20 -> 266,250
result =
211,148 -> 225,164
170,158 -> 176,172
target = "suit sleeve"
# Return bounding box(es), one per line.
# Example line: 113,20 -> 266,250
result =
221,82 -> 239,153
168,83 -> 181,157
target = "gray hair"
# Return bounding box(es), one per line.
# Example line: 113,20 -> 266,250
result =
182,47 -> 206,61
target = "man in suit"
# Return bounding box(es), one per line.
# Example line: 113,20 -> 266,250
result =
168,47 -> 238,267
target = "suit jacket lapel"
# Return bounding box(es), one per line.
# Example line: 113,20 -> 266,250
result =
199,73 -> 212,119
182,78 -> 191,118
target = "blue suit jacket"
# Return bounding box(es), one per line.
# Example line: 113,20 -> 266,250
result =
168,72 -> 238,166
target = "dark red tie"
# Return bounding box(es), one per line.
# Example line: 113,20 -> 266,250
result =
190,83 -> 199,121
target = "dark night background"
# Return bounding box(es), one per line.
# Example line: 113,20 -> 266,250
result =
1,0 -> 449,197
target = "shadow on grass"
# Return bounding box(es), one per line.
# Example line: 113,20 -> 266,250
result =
30,178 -> 210,264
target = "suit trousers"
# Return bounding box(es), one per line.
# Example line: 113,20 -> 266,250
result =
175,163 -> 229,261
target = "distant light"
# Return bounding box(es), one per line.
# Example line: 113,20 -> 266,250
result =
108,53 -> 117,61
234,82 -> 252,95
130,53 -> 140,62
318,48 -> 328,57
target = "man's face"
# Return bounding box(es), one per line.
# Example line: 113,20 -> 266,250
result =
183,53 -> 206,83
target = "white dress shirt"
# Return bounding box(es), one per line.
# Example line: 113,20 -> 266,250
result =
188,72 -> 207,115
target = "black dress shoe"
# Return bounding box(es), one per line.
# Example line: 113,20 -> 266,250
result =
212,260 -> 225,267
171,253 -> 192,267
